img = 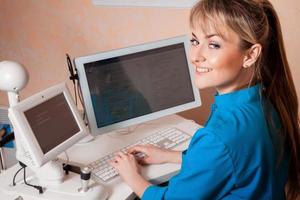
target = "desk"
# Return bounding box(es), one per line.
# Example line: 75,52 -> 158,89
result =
0,115 -> 201,200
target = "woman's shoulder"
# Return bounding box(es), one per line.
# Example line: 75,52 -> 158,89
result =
203,102 -> 269,151
207,102 -> 265,132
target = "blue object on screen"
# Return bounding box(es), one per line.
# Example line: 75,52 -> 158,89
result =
0,124 -> 14,148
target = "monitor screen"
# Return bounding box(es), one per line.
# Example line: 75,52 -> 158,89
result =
9,83 -> 87,167
84,43 -> 195,128
75,35 -> 201,135
24,93 -> 80,154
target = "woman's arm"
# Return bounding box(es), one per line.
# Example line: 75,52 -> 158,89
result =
142,133 -> 235,200
110,152 -> 151,197
126,173 -> 151,197
164,150 -> 182,163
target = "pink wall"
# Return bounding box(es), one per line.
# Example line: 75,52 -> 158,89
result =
0,0 -> 299,124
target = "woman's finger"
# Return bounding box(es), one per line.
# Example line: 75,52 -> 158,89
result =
137,159 -> 147,165
128,145 -> 147,154
128,153 -> 135,160
112,153 -> 125,164
110,159 -> 118,168
115,151 -> 127,159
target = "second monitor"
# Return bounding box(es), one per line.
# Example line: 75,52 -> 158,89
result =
75,35 -> 201,135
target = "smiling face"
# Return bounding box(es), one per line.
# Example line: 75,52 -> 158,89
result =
189,25 -> 255,94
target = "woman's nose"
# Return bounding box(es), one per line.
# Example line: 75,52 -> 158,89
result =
190,50 -> 206,64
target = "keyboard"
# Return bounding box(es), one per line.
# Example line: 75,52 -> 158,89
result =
87,127 -> 191,182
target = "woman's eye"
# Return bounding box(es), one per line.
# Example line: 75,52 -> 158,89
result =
208,43 -> 221,49
190,39 -> 199,46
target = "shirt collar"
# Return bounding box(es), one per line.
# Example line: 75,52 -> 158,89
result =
214,84 -> 262,107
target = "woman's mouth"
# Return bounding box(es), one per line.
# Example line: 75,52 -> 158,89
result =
196,67 -> 213,73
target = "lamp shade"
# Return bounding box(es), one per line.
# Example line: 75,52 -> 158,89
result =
0,61 -> 29,92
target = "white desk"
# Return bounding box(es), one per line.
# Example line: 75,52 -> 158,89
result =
0,115 -> 201,200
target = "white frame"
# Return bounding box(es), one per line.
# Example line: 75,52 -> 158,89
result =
91,0 -> 198,8
75,35 -> 201,136
8,83 -> 88,167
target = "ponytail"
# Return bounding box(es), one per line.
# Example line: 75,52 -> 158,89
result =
260,2 -> 300,199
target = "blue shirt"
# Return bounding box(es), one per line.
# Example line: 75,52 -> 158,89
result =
142,85 -> 288,200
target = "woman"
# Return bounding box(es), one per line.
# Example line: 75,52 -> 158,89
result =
110,0 -> 300,199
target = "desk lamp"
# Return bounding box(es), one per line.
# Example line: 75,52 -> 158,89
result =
0,61 -> 27,172
0,61 -> 66,184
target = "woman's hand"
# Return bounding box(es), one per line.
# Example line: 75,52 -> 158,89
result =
110,151 -> 151,197
128,144 -> 182,165
110,151 -> 140,183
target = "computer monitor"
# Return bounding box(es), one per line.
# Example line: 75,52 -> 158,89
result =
75,35 -> 201,136
8,83 -> 88,168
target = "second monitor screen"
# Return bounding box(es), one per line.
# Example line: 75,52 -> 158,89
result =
84,43 -> 195,128
24,94 -> 80,154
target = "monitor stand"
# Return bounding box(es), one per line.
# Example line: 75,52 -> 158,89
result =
2,168 -> 109,200
77,134 -> 95,144
11,131 -> 108,199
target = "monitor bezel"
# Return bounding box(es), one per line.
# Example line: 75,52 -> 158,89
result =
9,83 -> 88,167
75,35 -> 201,135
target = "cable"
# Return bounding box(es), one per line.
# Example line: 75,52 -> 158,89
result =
74,81 -> 78,106
77,81 -> 87,123
12,166 -> 24,186
23,167 -> 43,194
13,162 -> 43,194
66,53 -> 87,124
77,81 -> 84,110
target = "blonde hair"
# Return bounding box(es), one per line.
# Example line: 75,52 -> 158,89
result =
190,0 -> 300,199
